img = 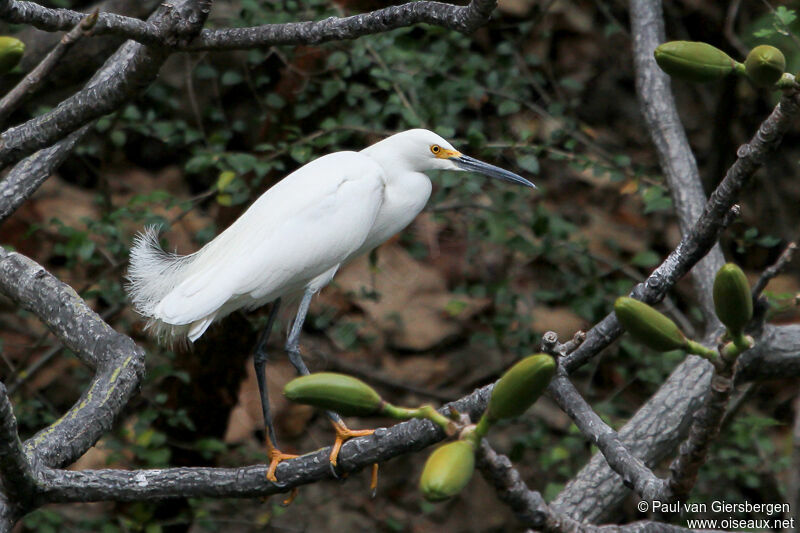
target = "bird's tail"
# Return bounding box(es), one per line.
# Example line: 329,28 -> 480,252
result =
126,226 -> 196,344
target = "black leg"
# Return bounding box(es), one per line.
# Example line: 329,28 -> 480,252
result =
254,298 -> 299,485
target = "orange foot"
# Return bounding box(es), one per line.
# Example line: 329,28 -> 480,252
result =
329,421 -> 375,467
329,421 -> 379,495
266,445 -> 298,483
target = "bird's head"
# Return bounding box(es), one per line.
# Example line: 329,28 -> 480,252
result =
371,129 -> 535,188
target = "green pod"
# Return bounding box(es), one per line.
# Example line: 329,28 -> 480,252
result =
419,440 -> 476,502
614,297 -> 688,352
486,353 -> 556,422
744,45 -> 785,86
654,41 -> 735,82
283,372 -> 383,417
713,263 -> 752,336
0,37 -> 24,74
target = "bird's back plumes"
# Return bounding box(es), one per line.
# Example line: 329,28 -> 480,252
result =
126,226 -> 197,344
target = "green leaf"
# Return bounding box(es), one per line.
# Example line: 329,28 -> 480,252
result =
327,51 -> 349,69
775,6 -> 797,26
630,250 -> 660,268
497,100 -> 521,116
517,154 -> 540,174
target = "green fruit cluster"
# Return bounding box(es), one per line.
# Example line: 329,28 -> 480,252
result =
654,40 -> 787,88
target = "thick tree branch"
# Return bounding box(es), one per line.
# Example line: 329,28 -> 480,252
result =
0,125 -> 90,224
186,0 -> 497,50
0,383 -> 37,506
665,370 -> 732,502
0,249 -> 146,468
34,385 -> 492,503
736,324 -> 800,382
630,0 -> 725,320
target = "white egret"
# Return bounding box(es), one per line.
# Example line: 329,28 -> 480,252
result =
127,128 -> 535,484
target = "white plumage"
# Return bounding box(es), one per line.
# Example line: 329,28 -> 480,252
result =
127,129 -> 534,344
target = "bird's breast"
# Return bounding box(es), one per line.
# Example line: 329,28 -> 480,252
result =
351,171 -> 432,258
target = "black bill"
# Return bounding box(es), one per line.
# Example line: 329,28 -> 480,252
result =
454,155 -> 536,188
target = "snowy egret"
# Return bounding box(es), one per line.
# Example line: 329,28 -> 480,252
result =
127,129 -> 535,483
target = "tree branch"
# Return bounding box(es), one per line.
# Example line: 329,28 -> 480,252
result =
547,375 -> 666,501
0,10 -> 98,126
0,249 -> 146,468
736,324 -> 800,383
34,385 -> 492,503
0,0 -> 214,171
552,354 -> 712,522
629,0 -> 725,320
475,440 -> 724,532
0,382 -> 37,506
185,0 -> 498,51
561,205 -> 739,373
565,85 -> 800,372
0,0 -> 163,45
665,370 -> 732,502
752,241 -> 797,299
0,0 -> 498,52
0,125 -> 90,224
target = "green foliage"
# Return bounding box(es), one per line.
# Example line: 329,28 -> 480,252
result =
753,6 -> 797,39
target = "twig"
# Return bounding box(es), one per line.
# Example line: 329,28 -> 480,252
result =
184,0 -> 499,50
724,0 -> 749,57
475,440 -> 551,529
752,242 -> 797,299
565,81 -> 800,373
7,305 -> 121,395
363,41 -> 425,127
540,331 -> 586,358
719,382 -> 758,431
665,370 -> 734,502
475,440 -> 721,532
0,10 -> 98,126
547,376 -> 666,501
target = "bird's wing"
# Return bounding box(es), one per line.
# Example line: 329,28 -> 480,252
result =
154,152 -> 386,326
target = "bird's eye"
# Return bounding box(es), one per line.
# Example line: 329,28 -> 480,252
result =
430,145 -> 441,154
